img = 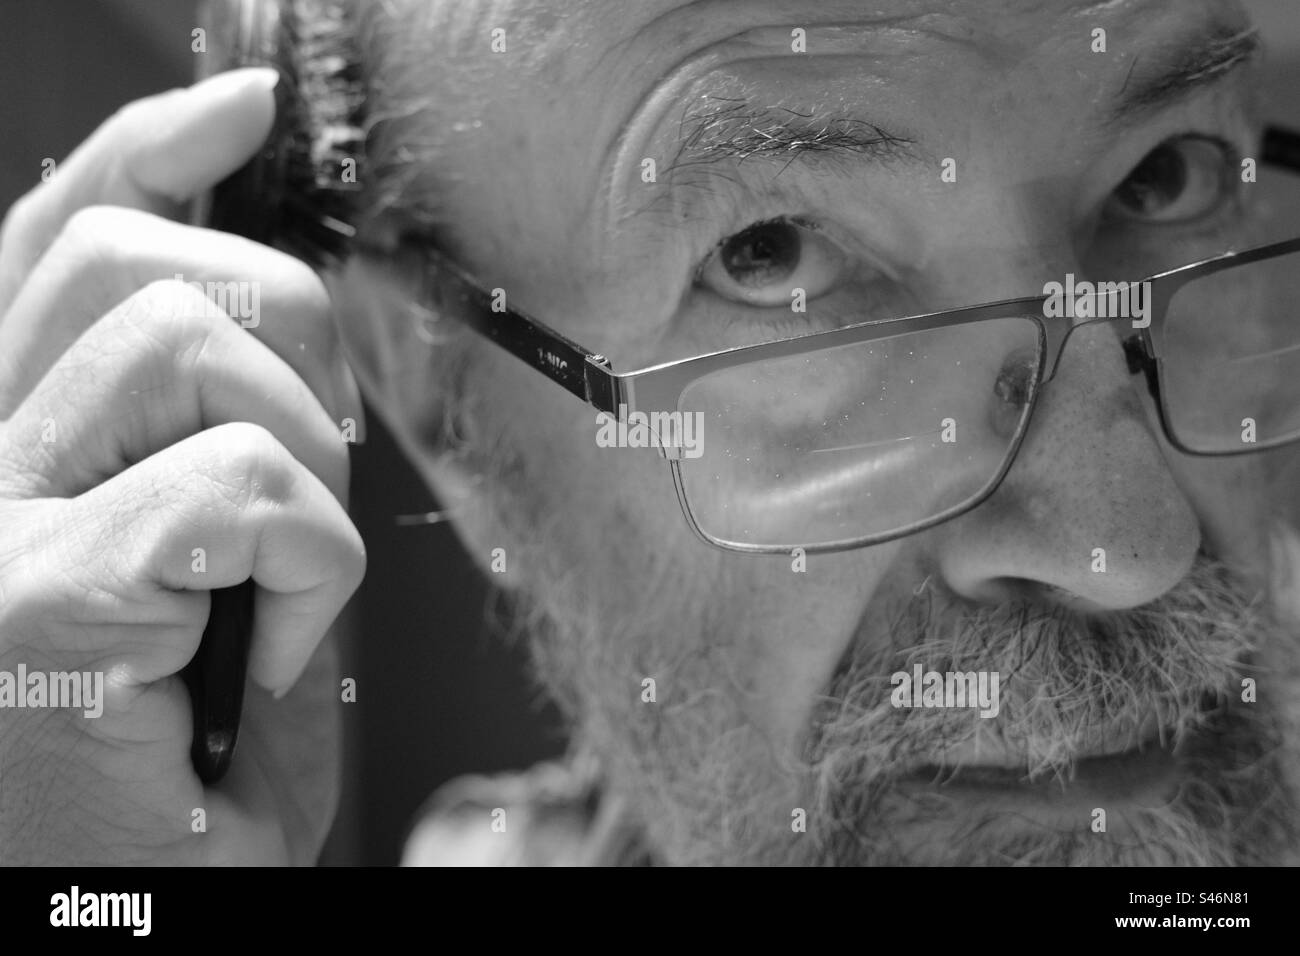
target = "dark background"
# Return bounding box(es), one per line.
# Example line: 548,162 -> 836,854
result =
0,0 -> 566,866
3,0 -> 1298,865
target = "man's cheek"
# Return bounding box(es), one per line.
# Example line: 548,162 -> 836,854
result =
497,377 -> 687,565
495,356 -> 899,752
739,546 -> 902,753
1171,452 -> 1271,570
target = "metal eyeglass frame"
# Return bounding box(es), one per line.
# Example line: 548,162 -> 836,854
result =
414,126 -> 1300,555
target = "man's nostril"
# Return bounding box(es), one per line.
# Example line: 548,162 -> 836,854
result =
979,576 -> 1112,614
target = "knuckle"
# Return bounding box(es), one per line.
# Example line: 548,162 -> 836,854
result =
117,278 -> 223,341
49,207 -> 147,308
56,204 -> 140,261
206,421 -> 296,509
62,280 -> 223,391
135,276 -> 212,311
60,203 -> 118,243
45,205 -> 137,304
34,279 -> 220,421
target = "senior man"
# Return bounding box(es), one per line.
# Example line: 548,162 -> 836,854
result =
2,0 -> 1300,867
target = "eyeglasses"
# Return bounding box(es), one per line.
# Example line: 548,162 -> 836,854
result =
414,126 -> 1300,555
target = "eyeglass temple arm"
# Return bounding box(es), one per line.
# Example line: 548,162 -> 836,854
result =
420,243 -> 624,414
1264,125 -> 1300,172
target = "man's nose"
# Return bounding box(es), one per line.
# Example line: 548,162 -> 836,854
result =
932,312 -> 1201,612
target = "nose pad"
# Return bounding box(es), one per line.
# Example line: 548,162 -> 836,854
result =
1122,334 -> 1149,375
1120,332 -> 1164,407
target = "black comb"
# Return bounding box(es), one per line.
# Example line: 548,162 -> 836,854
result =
186,0 -> 365,784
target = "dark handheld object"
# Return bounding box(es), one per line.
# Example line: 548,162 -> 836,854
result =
184,0 -> 364,783
182,584 -> 255,783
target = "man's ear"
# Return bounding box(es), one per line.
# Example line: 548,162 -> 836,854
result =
324,238 -> 516,587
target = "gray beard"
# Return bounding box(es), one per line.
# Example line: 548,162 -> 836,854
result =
513,518 -> 1300,865
800,555 -> 1300,865
808,688 -> 1296,865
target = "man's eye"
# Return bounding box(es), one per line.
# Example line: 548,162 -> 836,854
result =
697,217 -> 846,307
1104,135 -> 1236,225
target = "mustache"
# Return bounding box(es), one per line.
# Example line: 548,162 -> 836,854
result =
808,554 -> 1262,785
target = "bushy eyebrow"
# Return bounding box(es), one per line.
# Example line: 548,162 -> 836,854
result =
663,24 -> 1261,169
663,96 -> 919,179
632,21 -> 1260,223
1108,26 -> 1262,125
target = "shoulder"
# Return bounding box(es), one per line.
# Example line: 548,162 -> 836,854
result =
400,756 -> 650,866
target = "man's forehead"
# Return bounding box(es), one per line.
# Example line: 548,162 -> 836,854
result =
416,0 -> 1248,126
401,0 -> 1248,126
384,0 -> 1252,243
482,0 -> 1239,52
530,0 -> 1179,27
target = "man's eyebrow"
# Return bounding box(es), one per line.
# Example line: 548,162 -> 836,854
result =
661,96 -> 920,178
1109,26 -> 1262,125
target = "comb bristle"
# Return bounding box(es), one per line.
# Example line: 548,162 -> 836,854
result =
200,0 -> 366,269
280,0 -> 367,266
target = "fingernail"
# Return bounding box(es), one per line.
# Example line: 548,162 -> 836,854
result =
192,66 -> 280,102
138,69 -> 281,200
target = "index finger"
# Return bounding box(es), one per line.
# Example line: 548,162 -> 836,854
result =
0,67 -> 279,315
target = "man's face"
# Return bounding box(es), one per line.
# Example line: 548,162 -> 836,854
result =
350,0 -> 1300,863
